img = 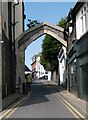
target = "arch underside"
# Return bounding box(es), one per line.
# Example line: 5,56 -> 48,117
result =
17,22 -> 67,50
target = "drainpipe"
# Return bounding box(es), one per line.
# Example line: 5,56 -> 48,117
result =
13,1 -> 19,43
12,1 -> 19,93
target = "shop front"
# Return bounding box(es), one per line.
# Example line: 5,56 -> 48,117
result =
77,32 -> 88,100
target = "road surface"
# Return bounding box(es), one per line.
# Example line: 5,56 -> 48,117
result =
6,80 -> 77,118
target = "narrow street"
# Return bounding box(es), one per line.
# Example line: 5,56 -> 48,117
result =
6,80 -> 77,118
0,1 -> 88,119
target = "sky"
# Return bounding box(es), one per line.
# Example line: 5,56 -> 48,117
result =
24,2 -> 75,70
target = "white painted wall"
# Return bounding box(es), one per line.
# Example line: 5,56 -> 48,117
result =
48,71 -> 51,81
32,53 -> 51,81
36,55 -> 45,79
58,46 -> 66,86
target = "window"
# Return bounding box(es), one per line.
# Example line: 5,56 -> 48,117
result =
45,71 -> 48,74
84,7 -> 86,12
4,22 -> 7,34
80,4 -> 88,35
87,3 -> 88,8
76,3 -> 88,39
81,10 -> 83,15
87,10 -> 88,30
39,65 -> 40,70
81,16 -> 84,33
70,59 -> 78,93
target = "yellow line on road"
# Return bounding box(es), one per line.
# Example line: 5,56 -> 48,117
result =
55,93 -> 85,119
0,93 -> 30,119
5,96 -> 29,119
48,84 -> 85,119
55,93 -> 79,118
5,107 -> 18,119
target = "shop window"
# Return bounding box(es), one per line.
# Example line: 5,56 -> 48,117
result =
70,59 -> 78,95
81,64 -> 88,98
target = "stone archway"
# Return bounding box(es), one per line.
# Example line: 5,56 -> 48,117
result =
16,22 -> 67,92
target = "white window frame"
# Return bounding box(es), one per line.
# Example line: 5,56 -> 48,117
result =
80,3 -> 88,35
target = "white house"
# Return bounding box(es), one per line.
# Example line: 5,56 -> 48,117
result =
31,53 -> 51,81
58,46 -> 67,86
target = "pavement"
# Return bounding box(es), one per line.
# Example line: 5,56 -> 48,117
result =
1,80 -> 88,119
2,93 -> 22,111
1,84 -> 29,111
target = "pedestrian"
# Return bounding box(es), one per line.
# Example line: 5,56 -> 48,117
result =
26,73 -> 32,91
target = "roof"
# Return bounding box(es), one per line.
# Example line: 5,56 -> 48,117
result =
67,2 -> 84,21
25,65 -> 31,72
71,2 -> 84,16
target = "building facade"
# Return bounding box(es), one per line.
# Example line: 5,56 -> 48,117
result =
31,53 -> 51,81
58,46 -> 67,87
65,2 -> 88,99
76,2 -> 88,99
0,0 -> 25,99
31,55 -> 36,80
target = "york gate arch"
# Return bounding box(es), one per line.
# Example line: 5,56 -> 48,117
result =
16,22 -> 67,91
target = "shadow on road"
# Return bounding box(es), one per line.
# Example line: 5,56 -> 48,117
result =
18,80 -> 65,108
2,80 -> 66,110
